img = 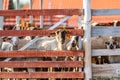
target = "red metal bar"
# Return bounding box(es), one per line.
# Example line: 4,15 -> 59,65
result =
0,61 -> 83,68
0,9 -> 83,17
0,29 -> 83,36
0,72 -> 84,78
0,50 -> 84,57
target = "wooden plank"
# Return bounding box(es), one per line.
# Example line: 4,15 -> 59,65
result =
16,0 -> 20,27
92,64 -> 120,77
49,16 -> 71,30
0,29 -> 83,36
0,50 -> 83,57
92,26 -> 120,37
92,49 -> 120,56
0,0 -> 4,29
92,9 -> 120,16
0,72 -> 84,78
29,0 -> 33,24
0,61 -> 83,68
0,9 -> 83,16
40,0 -> 43,28
83,0 -> 92,80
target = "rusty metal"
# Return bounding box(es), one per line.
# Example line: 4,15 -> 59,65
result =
0,72 -> 84,78
0,61 -> 83,68
0,29 -> 83,36
0,50 -> 83,57
0,9 -> 83,16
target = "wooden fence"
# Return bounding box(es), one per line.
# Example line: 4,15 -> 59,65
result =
0,50 -> 84,78
92,9 -> 120,78
0,29 -> 84,79
1,1 -> 120,79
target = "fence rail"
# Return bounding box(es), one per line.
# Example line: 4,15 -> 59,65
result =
0,29 -> 83,36
93,64 -> 120,78
92,9 -> 120,16
0,50 -> 83,57
0,9 -> 83,16
92,49 -> 120,56
0,61 -> 83,68
92,27 -> 120,37
0,72 -> 84,78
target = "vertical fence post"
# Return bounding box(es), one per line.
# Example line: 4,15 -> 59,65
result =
78,16 -> 82,50
0,0 -> 4,29
40,0 -> 43,28
0,2 -> 3,79
83,0 -> 92,80
30,0 -> 33,24
16,0 -> 20,30
78,16 -> 82,72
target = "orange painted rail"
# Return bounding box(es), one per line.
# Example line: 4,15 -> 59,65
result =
0,61 -> 83,68
0,50 -> 84,57
0,72 -> 84,78
0,29 -> 84,36
0,9 -> 83,16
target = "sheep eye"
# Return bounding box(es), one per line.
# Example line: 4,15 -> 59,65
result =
105,42 -> 110,45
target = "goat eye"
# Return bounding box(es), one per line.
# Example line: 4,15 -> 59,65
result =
56,31 -> 60,34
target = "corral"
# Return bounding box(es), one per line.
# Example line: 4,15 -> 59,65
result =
0,0 -> 120,80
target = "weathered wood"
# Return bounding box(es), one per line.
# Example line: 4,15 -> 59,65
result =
92,9 -> 120,16
83,0 -> 92,80
29,0 -> 33,24
40,0 -> 43,28
0,50 -> 83,57
3,16 -> 76,61
0,29 -> 83,36
0,61 -> 83,68
92,64 -> 120,77
92,49 -> 120,56
0,9 -> 83,16
49,16 -> 71,30
15,0 -> 20,26
78,16 -> 82,72
0,72 -> 84,78
0,0 -> 4,29
92,26 -> 120,37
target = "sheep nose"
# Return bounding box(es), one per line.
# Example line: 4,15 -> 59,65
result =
110,44 -> 114,49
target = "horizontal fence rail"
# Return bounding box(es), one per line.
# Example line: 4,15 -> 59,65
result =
0,9 -> 83,16
92,26 -> 120,37
0,61 -> 83,68
0,50 -> 83,57
1,9 -> 120,17
0,72 -> 84,78
93,64 -> 120,78
0,29 -> 84,36
92,9 -> 120,16
92,49 -> 120,56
